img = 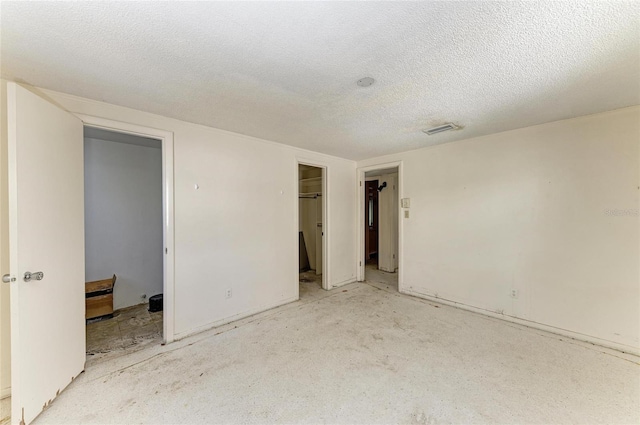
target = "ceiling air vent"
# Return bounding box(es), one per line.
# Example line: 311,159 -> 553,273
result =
423,123 -> 460,135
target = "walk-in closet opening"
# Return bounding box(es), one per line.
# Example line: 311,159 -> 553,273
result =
83,127 -> 164,359
298,164 -> 325,298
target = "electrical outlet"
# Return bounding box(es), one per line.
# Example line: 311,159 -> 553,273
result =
511,289 -> 519,299
225,288 -> 232,299
404,210 -> 409,219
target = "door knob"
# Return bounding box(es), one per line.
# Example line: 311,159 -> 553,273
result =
2,274 -> 15,283
24,271 -> 44,282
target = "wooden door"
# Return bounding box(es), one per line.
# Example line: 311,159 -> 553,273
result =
364,180 -> 379,261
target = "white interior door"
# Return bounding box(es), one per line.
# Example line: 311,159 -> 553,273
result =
315,197 -> 322,276
7,83 -> 85,425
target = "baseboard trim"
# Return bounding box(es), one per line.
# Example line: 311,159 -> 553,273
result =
402,288 -> 640,357
331,277 -> 356,289
172,296 -> 299,341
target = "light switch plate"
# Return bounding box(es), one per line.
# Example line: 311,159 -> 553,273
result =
401,198 -> 410,208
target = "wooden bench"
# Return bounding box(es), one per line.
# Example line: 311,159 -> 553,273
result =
85,275 -> 117,320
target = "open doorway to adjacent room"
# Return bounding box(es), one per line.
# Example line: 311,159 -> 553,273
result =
298,163 -> 326,299
362,167 -> 399,291
83,126 -> 165,361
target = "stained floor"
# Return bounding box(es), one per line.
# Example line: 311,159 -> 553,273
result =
86,303 -> 163,364
365,264 -> 398,291
33,274 -> 639,424
298,270 -> 324,301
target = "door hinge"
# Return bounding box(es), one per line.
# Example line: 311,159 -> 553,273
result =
359,261 -> 362,266
165,247 -> 168,254
360,181 -> 362,187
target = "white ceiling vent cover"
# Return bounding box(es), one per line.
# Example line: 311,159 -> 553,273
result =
423,123 -> 460,135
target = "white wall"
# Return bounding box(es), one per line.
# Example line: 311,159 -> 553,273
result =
0,80 -> 11,398
84,137 -> 163,310
32,85 -> 357,338
298,198 -> 317,270
359,107 -> 640,352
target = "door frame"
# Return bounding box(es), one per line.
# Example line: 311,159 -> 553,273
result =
357,161 -> 403,291
77,115 -> 176,343
295,158 -> 329,291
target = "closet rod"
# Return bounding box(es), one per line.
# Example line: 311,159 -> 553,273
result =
299,193 -> 322,199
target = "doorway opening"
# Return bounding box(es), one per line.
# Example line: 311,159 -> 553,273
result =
83,126 -> 164,362
362,167 -> 400,291
298,163 -> 326,299
365,180 -> 379,268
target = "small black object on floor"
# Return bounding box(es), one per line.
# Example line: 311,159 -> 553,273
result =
149,294 -> 163,312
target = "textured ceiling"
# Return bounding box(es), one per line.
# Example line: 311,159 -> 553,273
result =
2,2 -> 639,160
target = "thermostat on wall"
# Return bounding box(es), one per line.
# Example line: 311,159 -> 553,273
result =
401,198 -> 410,208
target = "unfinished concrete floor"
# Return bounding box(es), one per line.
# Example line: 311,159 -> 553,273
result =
298,270 -> 323,300
365,264 -> 398,291
33,278 -> 638,424
86,303 -> 163,364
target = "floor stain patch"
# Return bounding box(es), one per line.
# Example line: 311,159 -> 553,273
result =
86,304 -> 163,360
